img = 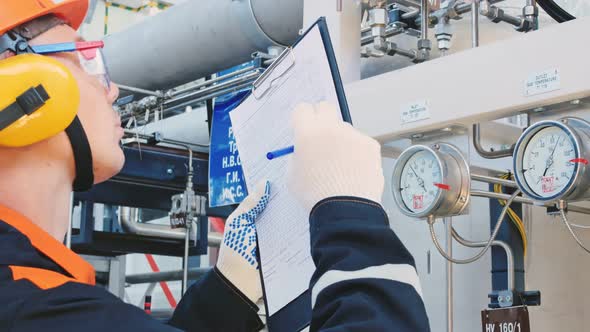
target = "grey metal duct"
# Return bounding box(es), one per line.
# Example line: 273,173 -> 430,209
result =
104,0 -> 303,91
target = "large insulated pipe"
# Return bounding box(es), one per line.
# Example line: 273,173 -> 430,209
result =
104,0 -> 304,91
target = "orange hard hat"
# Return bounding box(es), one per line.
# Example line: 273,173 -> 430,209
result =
0,0 -> 89,36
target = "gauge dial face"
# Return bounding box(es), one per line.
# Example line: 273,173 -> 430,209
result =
399,150 -> 442,214
521,126 -> 577,198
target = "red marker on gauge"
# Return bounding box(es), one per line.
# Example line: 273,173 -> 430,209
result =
434,183 -> 451,191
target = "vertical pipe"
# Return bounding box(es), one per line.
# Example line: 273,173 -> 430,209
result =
445,218 -> 454,332
421,0 -> 429,41
471,0 -> 480,47
527,0 -> 539,30
182,220 -> 191,295
186,148 -> 194,192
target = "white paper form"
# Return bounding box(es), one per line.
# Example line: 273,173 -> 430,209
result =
230,25 -> 342,315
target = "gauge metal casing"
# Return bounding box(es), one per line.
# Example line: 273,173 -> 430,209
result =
513,117 -> 590,203
392,143 -> 471,218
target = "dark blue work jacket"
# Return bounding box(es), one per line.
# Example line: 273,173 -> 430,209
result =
0,198 -> 430,331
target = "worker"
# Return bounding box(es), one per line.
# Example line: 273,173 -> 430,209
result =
0,1 -> 429,331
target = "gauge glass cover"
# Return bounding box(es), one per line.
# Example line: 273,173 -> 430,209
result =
399,150 -> 442,213
521,126 -> 577,198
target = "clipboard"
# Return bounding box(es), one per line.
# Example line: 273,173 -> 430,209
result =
251,17 -> 352,124
250,17 -> 353,331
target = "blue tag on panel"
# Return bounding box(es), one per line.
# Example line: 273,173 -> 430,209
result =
208,90 -> 250,208
208,59 -> 261,208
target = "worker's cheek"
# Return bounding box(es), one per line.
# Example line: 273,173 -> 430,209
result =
69,62 -> 126,184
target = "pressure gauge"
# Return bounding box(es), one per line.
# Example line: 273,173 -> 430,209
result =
392,143 -> 471,218
514,117 -> 590,203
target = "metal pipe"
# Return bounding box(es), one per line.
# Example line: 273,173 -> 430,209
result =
471,173 -> 518,188
119,207 -> 186,240
553,204 -> 590,216
471,0 -> 480,47
119,207 -> 223,246
182,220 -> 191,295
470,190 -> 590,215
168,67 -> 258,98
473,124 -> 515,159
124,130 -> 210,148
165,70 -> 261,106
428,190 -> 520,264
445,218 -> 454,332
427,2 -> 471,26
480,3 -> 524,28
104,0 -> 303,91
394,0 -> 422,9
118,85 -> 163,98
126,267 -> 211,284
187,148 -> 193,188
455,2 -> 473,15
420,0 -> 429,40
502,12 -> 525,27
392,44 -> 417,58
402,8 -> 420,19
471,190 -> 532,205
361,23 -> 406,46
525,0 -> 538,23
163,80 -> 257,115
452,228 -> 515,291
208,232 -> 223,247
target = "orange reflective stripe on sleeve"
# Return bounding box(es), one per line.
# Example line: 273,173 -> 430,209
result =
9,266 -> 79,290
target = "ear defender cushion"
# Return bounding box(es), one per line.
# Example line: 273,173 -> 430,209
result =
0,54 -> 80,147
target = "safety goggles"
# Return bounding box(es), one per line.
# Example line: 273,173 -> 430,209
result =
31,41 -> 112,93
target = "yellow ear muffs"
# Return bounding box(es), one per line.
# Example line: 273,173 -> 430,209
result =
0,53 -> 80,147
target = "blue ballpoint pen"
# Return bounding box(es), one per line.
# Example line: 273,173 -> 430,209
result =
266,146 -> 295,160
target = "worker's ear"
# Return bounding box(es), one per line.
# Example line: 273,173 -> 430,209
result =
0,54 -> 80,147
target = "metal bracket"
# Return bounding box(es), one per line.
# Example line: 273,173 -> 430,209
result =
489,290 -> 541,308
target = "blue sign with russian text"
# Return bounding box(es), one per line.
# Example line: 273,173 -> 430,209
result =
209,59 -> 261,208
208,90 -> 250,207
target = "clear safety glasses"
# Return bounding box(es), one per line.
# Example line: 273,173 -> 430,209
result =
31,41 -> 112,93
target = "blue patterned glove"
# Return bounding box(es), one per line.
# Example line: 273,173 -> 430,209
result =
216,181 -> 270,303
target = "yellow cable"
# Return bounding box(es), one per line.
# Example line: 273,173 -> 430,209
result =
503,174 -> 527,256
494,173 -> 528,256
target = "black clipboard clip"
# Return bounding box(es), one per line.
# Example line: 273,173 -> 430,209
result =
252,47 -> 296,100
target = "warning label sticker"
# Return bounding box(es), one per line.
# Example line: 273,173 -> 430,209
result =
542,176 -> 555,193
413,195 -> 424,210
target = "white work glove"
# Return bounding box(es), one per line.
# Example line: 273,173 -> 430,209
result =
287,102 -> 384,212
216,181 -> 270,304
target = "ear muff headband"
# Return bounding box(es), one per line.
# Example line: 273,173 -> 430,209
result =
65,116 -> 94,191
